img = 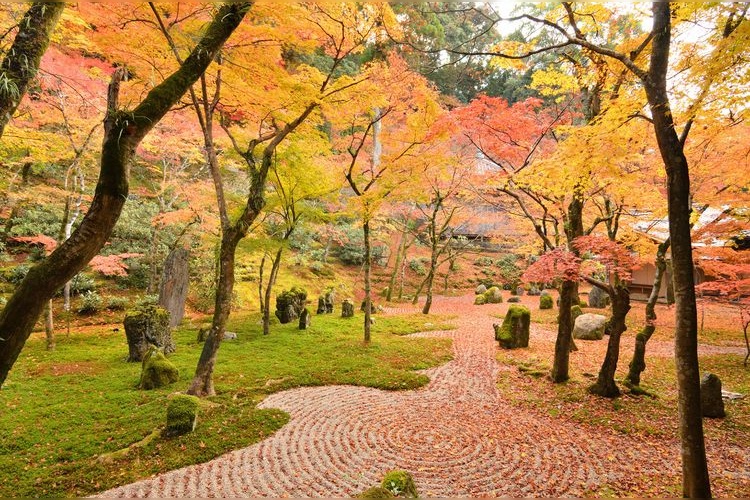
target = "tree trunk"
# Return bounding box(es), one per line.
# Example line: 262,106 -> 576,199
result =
646,4 -> 710,496
589,284 -> 630,398
158,247 -> 190,328
422,253 -> 438,314
551,280 -> 575,382
386,231 -> 405,302
363,219 -> 372,342
0,3 -> 250,388
0,2 -> 65,138
627,238 -> 670,386
262,247 -> 283,336
258,253 -> 266,314
187,232 -> 239,397
44,300 -> 54,351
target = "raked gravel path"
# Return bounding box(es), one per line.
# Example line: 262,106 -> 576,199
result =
100,295 -> 747,497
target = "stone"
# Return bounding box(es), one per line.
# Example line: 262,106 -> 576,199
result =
275,287 -> 307,324
573,313 -> 607,340
516,286 -> 525,296
299,308 -> 311,330
507,296 -> 521,303
124,304 -> 173,362
139,345 -> 179,390
158,247 -> 190,327
484,286 -> 503,304
475,284 -> 487,295
541,290 -> 550,297
528,286 -> 541,296
474,294 -> 487,305
196,323 -> 211,343
701,373 -> 726,418
316,296 -> 326,314
494,305 -> 530,349
361,300 -> 378,314
381,470 -> 418,498
324,289 -> 335,313
164,394 -> 199,437
588,286 -> 610,309
342,299 -> 354,318
539,295 -> 553,310
223,331 -> 237,340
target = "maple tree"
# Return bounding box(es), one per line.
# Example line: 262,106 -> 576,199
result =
0,2 -> 250,387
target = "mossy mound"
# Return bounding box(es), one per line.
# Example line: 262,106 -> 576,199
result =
382,470 -> 418,498
571,304 -> 583,325
164,394 -> 199,437
275,287 -> 307,324
494,305 -> 530,349
358,486 -> 395,499
474,294 -> 487,305
484,286 -> 503,304
139,346 -> 179,390
539,294 -> 553,310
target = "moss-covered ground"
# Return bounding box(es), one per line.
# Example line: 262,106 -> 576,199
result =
0,312 -> 453,497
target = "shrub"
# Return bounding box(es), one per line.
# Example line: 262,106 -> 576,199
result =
77,291 -> 103,315
408,259 -> 426,276
106,296 -> 129,311
67,273 -> 96,295
474,256 -> 493,267
163,394 -> 199,437
7,264 -> 30,284
540,294 -> 554,310
381,470 -> 418,498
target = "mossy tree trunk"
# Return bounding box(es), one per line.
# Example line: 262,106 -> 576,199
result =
0,3 -> 250,387
551,279 -> 575,382
0,2 -> 65,138
627,238 -> 670,386
587,280 -> 630,398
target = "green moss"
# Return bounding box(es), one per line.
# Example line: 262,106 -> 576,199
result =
539,294 -> 553,309
139,347 -> 179,390
474,294 -> 487,305
358,486 -> 395,498
571,305 -> 583,325
382,470 -> 418,498
164,395 -> 200,437
495,305 -> 530,349
484,286 -> 503,304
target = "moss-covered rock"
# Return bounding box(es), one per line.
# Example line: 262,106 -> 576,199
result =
358,486 -> 395,499
139,345 -> 179,390
164,394 -> 199,437
275,287 -> 307,324
381,470 -> 418,498
494,305 -> 530,349
124,304 -> 173,362
484,286 -> 503,304
474,294 -> 487,305
539,294 -> 553,310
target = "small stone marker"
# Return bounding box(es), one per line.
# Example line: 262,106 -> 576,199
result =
701,373 -> 726,418
299,308 -> 311,330
342,299 -> 354,318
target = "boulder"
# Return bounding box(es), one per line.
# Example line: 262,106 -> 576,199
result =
539,295 -> 553,310
299,308 -> 311,330
223,331 -> 237,340
475,284 -> 487,295
528,286 -> 541,296
474,294 -> 487,305
324,290 -> 335,313
573,313 -> 606,340
516,286 -> 525,296
485,286 -> 503,304
164,394 -> 199,437
342,299 -> 354,318
381,470 -> 418,498
507,296 -> 521,303
541,290 -> 550,297
700,373 -> 726,418
139,346 -> 179,390
494,305 -> 530,349
275,287 -> 307,324
316,296 -> 326,314
588,286 -> 610,309
124,304 -> 173,362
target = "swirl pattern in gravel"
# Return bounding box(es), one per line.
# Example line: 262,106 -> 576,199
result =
100,295 -> 747,497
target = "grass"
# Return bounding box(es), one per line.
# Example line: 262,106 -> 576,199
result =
0,312 -> 453,497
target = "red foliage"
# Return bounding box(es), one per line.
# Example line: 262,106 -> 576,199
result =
522,247 -> 581,283
89,253 -> 142,277
573,235 -> 638,281
8,235 -> 58,254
